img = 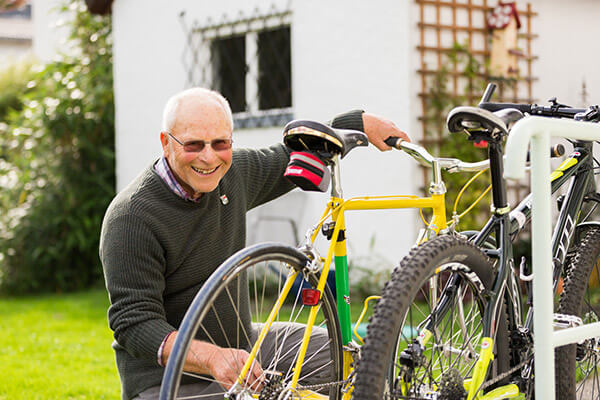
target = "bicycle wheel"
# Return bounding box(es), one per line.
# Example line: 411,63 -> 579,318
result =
353,235 -> 510,400
160,242 -> 343,400
556,225 -> 600,400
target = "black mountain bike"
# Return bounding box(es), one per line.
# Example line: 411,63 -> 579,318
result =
352,83 -> 600,400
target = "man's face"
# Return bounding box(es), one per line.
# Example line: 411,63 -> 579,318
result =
161,97 -> 233,198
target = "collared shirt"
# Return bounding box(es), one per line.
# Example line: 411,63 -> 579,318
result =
154,156 -> 202,203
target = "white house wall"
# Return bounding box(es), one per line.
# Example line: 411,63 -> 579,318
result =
31,0 -> 600,269
109,0 -> 420,266
287,0 -> 418,263
532,0 -> 600,107
31,0 -> 70,62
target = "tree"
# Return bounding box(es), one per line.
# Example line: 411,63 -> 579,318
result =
0,0 -> 114,293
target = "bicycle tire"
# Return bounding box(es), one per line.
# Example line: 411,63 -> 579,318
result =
556,225 -> 600,400
160,242 -> 343,400
353,235 -> 510,400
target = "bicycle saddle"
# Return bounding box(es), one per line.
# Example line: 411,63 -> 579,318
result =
283,120 -> 368,158
446,106 -> 509,142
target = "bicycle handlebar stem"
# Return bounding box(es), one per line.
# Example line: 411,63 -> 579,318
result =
398,141 -> 490,173
430,159 -> 446,195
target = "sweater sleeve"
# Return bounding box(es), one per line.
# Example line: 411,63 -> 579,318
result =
235,143 -> 295,210
100,212 -> 175,363
329,109 -> 365,131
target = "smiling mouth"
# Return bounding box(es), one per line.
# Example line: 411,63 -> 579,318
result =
191,165 -> 219,175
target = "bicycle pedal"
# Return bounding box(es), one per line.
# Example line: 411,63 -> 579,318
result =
553,313 -> 583,329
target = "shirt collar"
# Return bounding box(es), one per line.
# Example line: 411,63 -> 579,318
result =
154,156 -> 203,203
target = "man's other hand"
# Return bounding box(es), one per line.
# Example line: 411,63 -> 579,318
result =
362,112 -> 411,151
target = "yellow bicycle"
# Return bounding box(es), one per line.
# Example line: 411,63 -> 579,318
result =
159,120 -> 491,400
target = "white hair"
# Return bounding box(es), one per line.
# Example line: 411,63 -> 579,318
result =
161,87 -> 234,132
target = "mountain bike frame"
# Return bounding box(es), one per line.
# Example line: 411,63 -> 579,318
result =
414,136 -> 598,399
479,140 -> 593,399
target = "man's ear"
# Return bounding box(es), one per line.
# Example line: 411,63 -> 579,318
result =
160,132 -> 170,156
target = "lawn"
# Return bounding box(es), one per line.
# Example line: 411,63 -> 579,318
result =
0,289 -> 120,399
0,287 -> 382,400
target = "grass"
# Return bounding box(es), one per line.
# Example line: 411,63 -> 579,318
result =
0,288 -> 120,400
0,286 -> 383,400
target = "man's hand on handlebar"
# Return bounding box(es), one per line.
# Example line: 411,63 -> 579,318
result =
362,112 -> 411,151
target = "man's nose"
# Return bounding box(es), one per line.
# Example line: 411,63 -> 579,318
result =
196,145 -> 219,162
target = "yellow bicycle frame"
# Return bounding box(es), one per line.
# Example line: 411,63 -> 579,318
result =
237,192 -> 448,399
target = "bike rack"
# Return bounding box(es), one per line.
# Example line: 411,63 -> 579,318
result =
504,116 -> 600,400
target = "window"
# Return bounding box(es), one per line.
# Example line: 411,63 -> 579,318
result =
211,35 -> 246,113
181,7 -> 292,128
258,26 -> 291,111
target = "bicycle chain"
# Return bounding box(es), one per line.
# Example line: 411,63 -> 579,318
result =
478,358 -> 530,392
295,359 -> 356,394
296,377 -> 351,392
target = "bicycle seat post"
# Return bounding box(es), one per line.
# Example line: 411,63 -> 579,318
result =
330,155 -> 343,198
488,141 -> 509,213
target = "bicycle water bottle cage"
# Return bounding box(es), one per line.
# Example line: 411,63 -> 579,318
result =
283,119 -> 368,159
446,106 -> 509,143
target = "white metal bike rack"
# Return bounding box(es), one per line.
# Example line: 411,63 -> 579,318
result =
504,116 -> 600,400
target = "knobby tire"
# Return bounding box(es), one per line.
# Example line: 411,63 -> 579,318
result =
352,235 -> 510,400
556,225 -> 600,400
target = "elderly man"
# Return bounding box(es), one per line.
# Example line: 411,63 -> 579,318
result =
100,87 -> 409,399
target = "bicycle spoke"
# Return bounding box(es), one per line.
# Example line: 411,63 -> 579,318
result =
208,304 -> 233,349
179,371 -> 230,395
393,269 -> 489,397
262,289 -> 304,374
290,335 -> 333,384
298,357 -> 334,385
253,266 -> 259,328
224,285 -> 253,352
176,394 -> 226,400
195,324 -> 243,378
164,245 -> 342,400
264,323 -> 300,375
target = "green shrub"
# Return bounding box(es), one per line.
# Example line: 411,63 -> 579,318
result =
421,43 -> 500,231
0,0 -> 114,293
0,57 -> 35,117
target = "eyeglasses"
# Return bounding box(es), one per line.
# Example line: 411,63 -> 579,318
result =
167,132 -> 233,153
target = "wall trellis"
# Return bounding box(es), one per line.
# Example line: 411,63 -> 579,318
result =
416,0 -> 537,203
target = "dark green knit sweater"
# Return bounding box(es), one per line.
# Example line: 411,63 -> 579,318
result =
100,144 -> 294,399
99,111 -> 364,399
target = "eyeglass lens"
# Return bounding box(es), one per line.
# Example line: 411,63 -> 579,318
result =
183,139 -> 233,152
